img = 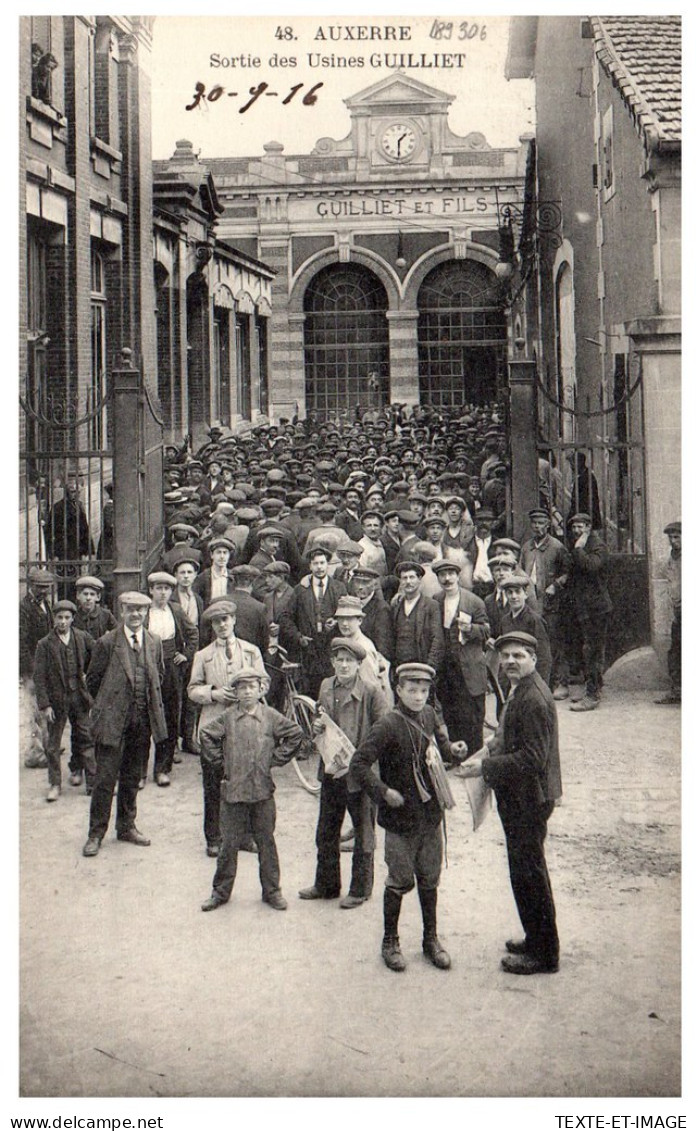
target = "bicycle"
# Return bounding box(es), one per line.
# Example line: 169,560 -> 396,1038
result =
271,647 -> 322,795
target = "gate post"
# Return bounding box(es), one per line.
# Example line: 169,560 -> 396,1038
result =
508,359 -> 539,540
112,354 -> 142,600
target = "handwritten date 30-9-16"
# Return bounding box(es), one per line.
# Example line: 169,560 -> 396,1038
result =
186,81 -> 324,114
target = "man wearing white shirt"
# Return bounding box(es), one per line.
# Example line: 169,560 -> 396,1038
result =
145,572 -> 198,787
471,509 -> 496,599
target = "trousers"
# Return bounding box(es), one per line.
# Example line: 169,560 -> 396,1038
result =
314,776 -> 375,898
211,797 -> 281,902
88,709 -> 151,841
498,799 -> 559,964
46,691 -> 96,788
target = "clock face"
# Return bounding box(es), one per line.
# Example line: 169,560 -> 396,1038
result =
381,122 -> 418,162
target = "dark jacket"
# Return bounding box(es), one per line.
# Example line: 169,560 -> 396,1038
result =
390,592 -> 445,673
33,628 -> 93,713
482,670 -> 562,817
520,534 -> 572,615
356,590 -> 394,663
350,704 -> 453,835
567,531 -> 613,616
86,627 -> 167,747
433,588 -> 489,697
279,576 -> 347,682
227,588 -> 270,653
45,497 -> 93,561
19,593 -> 53,677
73,606 -> 118,641
193,568 -> 235,609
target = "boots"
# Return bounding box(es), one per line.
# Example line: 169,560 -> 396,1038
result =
418,886 -> 451,970
382,888 -> 406,972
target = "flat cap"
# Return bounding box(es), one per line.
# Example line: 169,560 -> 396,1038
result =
330,637 -> 366,661
227,668 -> 271,691
75,575 -> 104,591
53,599 -> 77,614
493,631 -> 538,652
488,553 -> 517,569
475,509 -> 496,522
498,572 -> 532,590
263,560 -> 291,575
445,495 -> 467,510
395,662 -> 436,682
257,525 -> 286,539
395,560 -> 425,578
209,538 -> 235,554
147,571 -> 177,587
214,502 -> 236,516
294,497 -> 317,511
569,512 -> 592,525
351,566 -> 379,580
361,510 -> 385,523
337,540 -> 364,556
431,559 -> 461,576
168,523 -> 200,538
528,508 -> 550,520
170,550 -> 202,570
230,564 -> 261,581
490,538 -> 521,556
236,507 -> 261,523
424,515 -> 447,529
118,591 -> 152,607
664,521 -> 681,534
201,600 -> 237,623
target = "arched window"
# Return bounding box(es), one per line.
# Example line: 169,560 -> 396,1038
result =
417,260 -> 506,408
304,264 -> 389,419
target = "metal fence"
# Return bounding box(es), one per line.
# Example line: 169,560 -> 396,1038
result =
19,384 -> 113,598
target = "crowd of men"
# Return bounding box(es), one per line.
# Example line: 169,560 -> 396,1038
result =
19,400 -> 680,976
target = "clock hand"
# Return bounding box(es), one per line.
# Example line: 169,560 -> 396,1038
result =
397,133 -> 408,156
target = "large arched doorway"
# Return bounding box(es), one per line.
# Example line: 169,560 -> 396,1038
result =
417,260 -> 507,407
304,263 -> 389,419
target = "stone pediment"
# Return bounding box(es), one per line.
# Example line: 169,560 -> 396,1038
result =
344,73 -> 454,111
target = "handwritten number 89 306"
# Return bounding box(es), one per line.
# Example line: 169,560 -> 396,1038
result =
186,81 -> 324,114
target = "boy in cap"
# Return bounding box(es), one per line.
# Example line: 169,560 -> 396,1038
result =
33,600 -> 96,800
82,593 -> 167,857
187,600 -> 267,856
458,631 -> 561,974
350,663 -> 466,971
299,636 -> 388,908
73,576 -> 117,640
199,670 -> 305,912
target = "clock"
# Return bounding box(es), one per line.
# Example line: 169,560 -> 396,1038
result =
380,122 -> 418,162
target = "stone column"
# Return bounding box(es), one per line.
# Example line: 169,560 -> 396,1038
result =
387,311 -> 419,406
508,359 -> 539,541
625,316 -> 681,656
111,360 -> 142,597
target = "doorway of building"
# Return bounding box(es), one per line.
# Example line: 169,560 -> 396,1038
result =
417,260 -> 507,407
304,263 -> 389,419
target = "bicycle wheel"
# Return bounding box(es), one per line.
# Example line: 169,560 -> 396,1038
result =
289,693 -> 322,795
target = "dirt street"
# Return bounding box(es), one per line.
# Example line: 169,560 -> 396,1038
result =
19,688 -> 680,1099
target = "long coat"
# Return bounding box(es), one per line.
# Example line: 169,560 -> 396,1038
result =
86,627 -> 167,746
433,587 -> 489,697
33,628 -> 93,713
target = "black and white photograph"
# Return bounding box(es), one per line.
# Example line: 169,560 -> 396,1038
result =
14,7 -> 686,1118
